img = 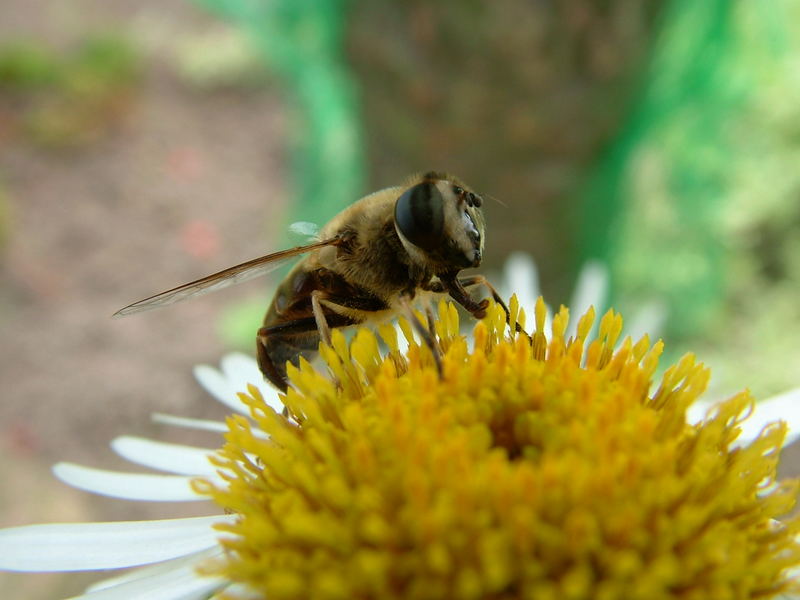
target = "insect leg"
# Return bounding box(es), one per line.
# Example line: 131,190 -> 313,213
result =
398,296 -> 443,377
458,275 -> 530,338
257,313 -> 356,392
434,273 -> 490,319
311,291 -> 333,347
426,274 -> 529,338
421,296 -> 437,336
456,275 -> 509,316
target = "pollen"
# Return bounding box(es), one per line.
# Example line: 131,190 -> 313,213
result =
195,298 -> 800,600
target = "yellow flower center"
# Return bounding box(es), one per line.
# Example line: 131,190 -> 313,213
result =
195,298 -> 800,600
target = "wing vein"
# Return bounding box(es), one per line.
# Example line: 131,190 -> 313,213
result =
113,237 -> 340,317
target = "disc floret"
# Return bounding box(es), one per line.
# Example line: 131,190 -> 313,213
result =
195,298 -> 800,600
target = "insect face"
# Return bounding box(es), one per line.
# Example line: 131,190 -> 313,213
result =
394,178 -> 485,272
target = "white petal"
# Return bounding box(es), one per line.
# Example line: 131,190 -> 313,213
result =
86,548 -> 219,592
192,364 -> 250,414
687,388 -> 800,449
68,560 -> 225,600
502,252 -> 539,320
52,463 -> 213,502
622,299 -> 668,342
152,413 -> 269,440
394,321 -> 411,355
111,436 -> 218,476
739,387 -> 800,447
0,515 -> 233,572
221,352 -> 262,387
686,399 -> 714,427
221,583 -> 262,600
566,260 -> 608,340
151,413 -> 230,433
194,352 -> 285,416
222,353 -> 285,414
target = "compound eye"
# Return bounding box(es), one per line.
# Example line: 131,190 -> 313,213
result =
394,182 -> 444,252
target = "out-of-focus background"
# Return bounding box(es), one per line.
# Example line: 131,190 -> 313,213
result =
1,1 -> 798,597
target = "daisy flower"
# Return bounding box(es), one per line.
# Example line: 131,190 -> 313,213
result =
2,298 -> 800,599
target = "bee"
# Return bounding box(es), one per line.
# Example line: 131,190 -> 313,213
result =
115,171 -> 511,391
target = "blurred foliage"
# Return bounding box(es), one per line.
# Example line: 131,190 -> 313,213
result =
191,0 -> 365,229
0,42 -> 59,91
0,183 -> 7,252
581,0 -> 739,338
578,0 -> 800,396
347,0 -> 667,299
702,0 -> 800,397
0,34 -> 141,148
217,296 -> 268,349
174,28 -> 271,90
189,0 -> 367,350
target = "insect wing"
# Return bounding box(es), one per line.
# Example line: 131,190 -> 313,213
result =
113,237 -> 340,317
288,221 -> 320,241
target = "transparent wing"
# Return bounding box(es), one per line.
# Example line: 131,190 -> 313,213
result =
113,237 -> 341,317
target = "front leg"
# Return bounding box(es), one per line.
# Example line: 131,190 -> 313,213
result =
432,272 -> 490,319
455,275 -> 516,323
311,290 -> 333,347
397,295 -> 443,377
426,273 -> 529,338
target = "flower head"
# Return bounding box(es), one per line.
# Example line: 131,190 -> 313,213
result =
195,298 -> 800,599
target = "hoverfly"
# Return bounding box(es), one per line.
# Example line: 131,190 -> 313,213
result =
115,171 -> 511,391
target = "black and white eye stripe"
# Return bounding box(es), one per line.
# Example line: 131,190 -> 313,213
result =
394,182 -> 444,252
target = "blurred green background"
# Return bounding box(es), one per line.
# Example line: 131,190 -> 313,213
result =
1,1 -> 799,597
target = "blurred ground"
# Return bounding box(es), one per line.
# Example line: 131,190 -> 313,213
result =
0,2 -> 288,598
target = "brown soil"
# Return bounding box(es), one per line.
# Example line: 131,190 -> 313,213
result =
0,2 -> 289,597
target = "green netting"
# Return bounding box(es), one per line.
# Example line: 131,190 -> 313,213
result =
189,0 -> 365,347
579,0 -> 742,337
579,0 -> 795,343
192,0 -> 365,229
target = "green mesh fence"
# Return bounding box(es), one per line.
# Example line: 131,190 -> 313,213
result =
579,0 -> 742,338
579,0 -> 798,347
190,0 -> 366,347
192,0 -> 365,228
